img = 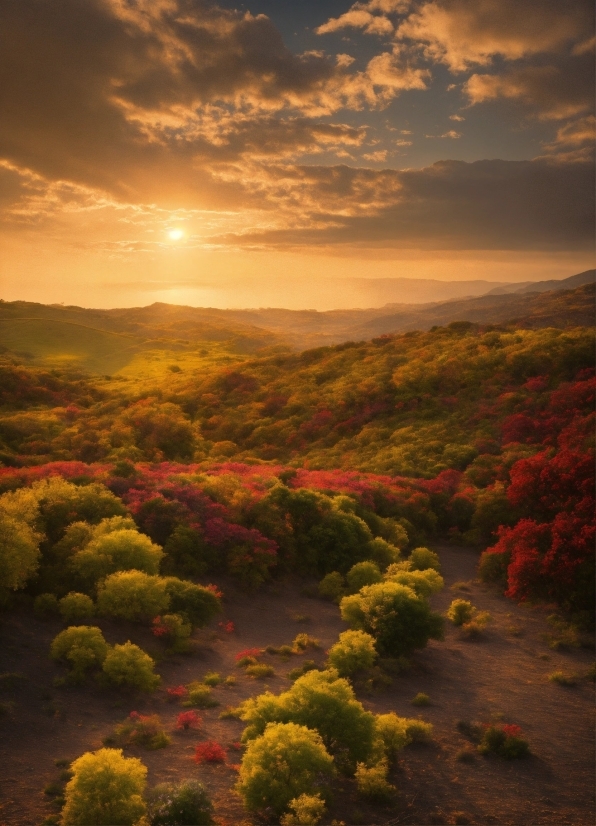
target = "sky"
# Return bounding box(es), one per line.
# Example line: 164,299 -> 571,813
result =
0,0 -> 594,310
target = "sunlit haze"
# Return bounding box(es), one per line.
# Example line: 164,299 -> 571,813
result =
0,0 -> 593,310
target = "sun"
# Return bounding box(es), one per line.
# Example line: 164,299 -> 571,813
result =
168,228 -> 184,241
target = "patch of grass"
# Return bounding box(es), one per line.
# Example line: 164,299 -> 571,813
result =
538,653 -> 551,661
44,782 -> 63,797
236,655 -> 259,667
203,671 -> 222,686
292,633 -> 321,652
450,581 -> 472,592
184,683 -> 220,708
245,663 -> 275,679
287,660 -> 319,681
219,705 -> 242,719
544,615 -> 580,650
460,612 -> 492,639
54,759 -> 70,768
548,670 -> 577,686
224,675 -> 237,686
293,614 -> 312,623
505,625 -> 523,637
411,692 -> 431,707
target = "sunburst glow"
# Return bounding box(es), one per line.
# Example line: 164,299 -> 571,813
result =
168,228 -> 184,241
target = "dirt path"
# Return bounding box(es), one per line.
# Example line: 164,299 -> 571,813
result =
0,546 -> 593,826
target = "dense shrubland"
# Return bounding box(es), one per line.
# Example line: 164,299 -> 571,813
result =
0,326 -> 593,618
0,319 -> 591,824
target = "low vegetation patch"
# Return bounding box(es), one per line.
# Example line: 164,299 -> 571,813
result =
113,712 -> 171,750
477,724 -> 530,759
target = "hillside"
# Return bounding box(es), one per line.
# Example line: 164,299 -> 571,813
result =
1,272 -> 592,362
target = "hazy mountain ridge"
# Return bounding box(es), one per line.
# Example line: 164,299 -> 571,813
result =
0,271 -> 593,371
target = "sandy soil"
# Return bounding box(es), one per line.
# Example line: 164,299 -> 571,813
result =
0,544 -> 593,826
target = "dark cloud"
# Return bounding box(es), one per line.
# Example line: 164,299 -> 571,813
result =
214,157 -> 595,251
465,56 -> 595,121
0,0 -> 426,206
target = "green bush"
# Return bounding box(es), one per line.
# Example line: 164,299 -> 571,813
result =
288,661 -> 319,682
240,668 -> 376,771
59,593 -> 95,624
97,571 -> 169,621
152,613 -> 192,652
0,511 -> 41,591
71,530 -> 164,585
184,682 -> 219,708
346,561 -> 382,594
237,722 -> 335,818
61,748 -> 147,826
246,664 -> 275,679
477,724 -> 529,759
478,549 -> 509,586
340,581 -> 444,658
50,626 -> 108,682
374,713 -> 410,760
34,593 -> 60,618
114,712 -> 171,750
203,671 -> 222,687
292,634 -> 320,652
548,670 -> 577,686
366,537 -> 402,570
146,779 -> 214,826
404,718 -> 433,743
280,793 -> 326,826
163,577 -> 221,628
384,565 -> 444,597
101,642 -> 160,692
446,599 -> 475,626
408,547 -> 441,572
326,630 -> 377,677
411,692 -> 430,706
355,759 -> 395,801
317,571 -> 345,602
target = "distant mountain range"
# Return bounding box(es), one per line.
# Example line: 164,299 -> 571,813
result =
0,270 -> 593,370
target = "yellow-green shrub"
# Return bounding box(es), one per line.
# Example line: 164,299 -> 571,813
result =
61,748 -> 147,826
237,722 -> 334,817
326,630 -> 377,677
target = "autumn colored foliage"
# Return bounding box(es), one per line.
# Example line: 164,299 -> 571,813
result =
0,324 -> 593,618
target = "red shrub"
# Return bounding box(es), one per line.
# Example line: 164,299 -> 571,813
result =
166,685 -> 189,701
177,711 -> 201,730
193,741 -> 226,763
218,620 -> 235,634
234,648 -> 261,661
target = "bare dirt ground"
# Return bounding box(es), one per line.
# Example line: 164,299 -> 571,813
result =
0,544 -> 593,826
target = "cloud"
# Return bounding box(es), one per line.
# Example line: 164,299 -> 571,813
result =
539,116 -> 596,162
316,1 -> 410,36
211,157 -> 594,252
465,57 -> 595,120
396,0 -> 593,71
0,0 -> 434,210
425,130 -> 462,138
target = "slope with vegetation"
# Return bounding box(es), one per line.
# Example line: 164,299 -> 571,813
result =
0,289 -> 593,825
